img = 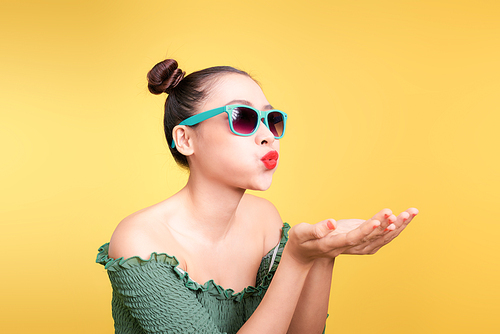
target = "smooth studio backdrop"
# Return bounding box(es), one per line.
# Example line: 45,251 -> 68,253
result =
1,1 -> 499,333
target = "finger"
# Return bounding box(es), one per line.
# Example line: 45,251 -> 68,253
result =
349,208 -> 419,254
341,218 -> 382,247
382,208 -> 419,237
399,211 -> 411,223
364,213 -> 396,238
366,209 -> 393,232
394,208 -> 419,229
389,211 -> 410,231
376,208 -> 418,234
384,223 -> 396,232
371,208 -> 393,224
356,221 -> 396,246
313,219 -> 337,239
408,207 -> 419,216
296,219 -> 337,242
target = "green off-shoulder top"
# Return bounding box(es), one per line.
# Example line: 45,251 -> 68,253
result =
96,223 -> 290,334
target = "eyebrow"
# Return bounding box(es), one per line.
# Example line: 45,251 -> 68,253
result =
225,99 -> 274,110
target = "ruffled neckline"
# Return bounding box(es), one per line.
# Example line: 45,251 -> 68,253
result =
96,223 -> 290,302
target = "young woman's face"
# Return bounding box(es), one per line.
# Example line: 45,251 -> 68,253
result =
187,73 -> 280,191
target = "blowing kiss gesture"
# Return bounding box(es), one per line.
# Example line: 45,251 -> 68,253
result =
286,208 -> 419,264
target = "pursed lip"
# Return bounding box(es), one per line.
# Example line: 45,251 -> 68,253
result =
261,150 -> 279,169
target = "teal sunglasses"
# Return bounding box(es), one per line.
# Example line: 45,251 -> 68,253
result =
171,104 -> 287,148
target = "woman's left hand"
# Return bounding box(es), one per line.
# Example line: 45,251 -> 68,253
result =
333,208 -> 419,255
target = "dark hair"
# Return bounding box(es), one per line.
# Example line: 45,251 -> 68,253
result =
147,59 -> 251,169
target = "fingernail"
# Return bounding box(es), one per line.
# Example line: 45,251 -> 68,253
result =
327,221 -> 335,230
373,221 -> 381,229
384,214 -> 390,218
403,217 -> 408,222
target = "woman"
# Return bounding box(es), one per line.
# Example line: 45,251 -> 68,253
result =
96,59 -> 418,334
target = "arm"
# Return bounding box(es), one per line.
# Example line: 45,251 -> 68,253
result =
237,248 -> 314,333
265,208 -> 419,334
104,239 -> 318,334
237,216 -> 381,334
287,257 -> 335,334
103,207 -> 417,334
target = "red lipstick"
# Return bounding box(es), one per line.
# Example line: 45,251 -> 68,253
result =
261,150 -> 279,170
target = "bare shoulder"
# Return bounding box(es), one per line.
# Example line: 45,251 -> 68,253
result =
240,194 -> 281,221
108,203 -> 173,260
240,194 -> 283,252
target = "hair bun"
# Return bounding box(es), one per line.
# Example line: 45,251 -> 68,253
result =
147,59 -> 186,95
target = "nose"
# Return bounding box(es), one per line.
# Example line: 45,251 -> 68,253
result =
256,118 -> 275,146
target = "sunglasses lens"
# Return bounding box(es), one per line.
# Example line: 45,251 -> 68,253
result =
232,107 -> 258,134
267,112 -> 285,137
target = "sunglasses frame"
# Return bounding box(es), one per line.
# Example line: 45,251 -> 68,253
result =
171,104 -> 287,148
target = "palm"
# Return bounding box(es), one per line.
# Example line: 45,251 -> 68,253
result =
287,208 -> 419,262
336,209 -> 417,255
330,219 -> 365,235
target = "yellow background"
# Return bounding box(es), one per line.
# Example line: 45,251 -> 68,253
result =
1,0 -> 499,333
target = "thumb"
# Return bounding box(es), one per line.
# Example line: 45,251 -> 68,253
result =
312,219 -> 337,239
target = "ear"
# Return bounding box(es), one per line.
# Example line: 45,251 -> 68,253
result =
172,125 -> 195,156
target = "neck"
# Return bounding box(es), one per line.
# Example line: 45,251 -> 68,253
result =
175,171 -> 246,244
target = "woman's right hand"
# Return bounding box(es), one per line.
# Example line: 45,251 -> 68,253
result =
286,209 -> 398,265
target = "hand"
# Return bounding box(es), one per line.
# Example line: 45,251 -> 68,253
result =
337,208 -> 419,255
286,208 -> 419,264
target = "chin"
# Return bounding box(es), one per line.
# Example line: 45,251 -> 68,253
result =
248,184 -> 272,192
245,176 -> 274,191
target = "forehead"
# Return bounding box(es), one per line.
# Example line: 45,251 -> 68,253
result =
202,73 -> 270,111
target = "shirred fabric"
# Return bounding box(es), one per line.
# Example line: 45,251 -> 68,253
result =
96,223 -> 290,334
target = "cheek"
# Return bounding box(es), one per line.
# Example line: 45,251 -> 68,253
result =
197,115 -> 230,139
195,134 -> 253,170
